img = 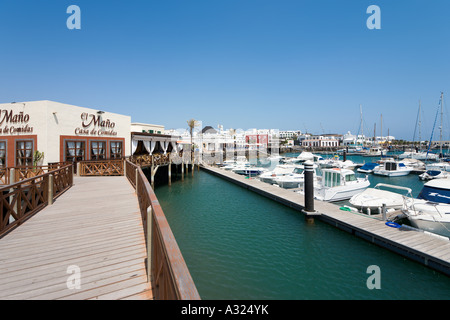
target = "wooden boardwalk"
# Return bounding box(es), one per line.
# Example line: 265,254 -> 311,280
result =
202,165 -> 450,276
0,176 -> 153,300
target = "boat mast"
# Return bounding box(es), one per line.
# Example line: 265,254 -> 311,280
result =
380,113 -> 383,146
360,104 -> 364,147
419,100 -> 422,150
440,92 -> 444,157
413,100 -> 421,152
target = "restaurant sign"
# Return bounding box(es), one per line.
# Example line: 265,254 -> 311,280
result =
75,113 -> 118,136
0,110 -> 33,134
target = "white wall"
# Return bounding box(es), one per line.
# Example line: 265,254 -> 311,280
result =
0,100 -> 132,164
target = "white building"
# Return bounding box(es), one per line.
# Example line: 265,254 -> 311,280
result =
0,100 -> 132,167
301,134 -> 340,147
131,123 -> 165,135
279,130 -> 301,139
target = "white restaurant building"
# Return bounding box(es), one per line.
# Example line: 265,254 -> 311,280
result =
0,100 -> 133,167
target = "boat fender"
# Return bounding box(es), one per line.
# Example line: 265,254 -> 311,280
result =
385,221 -> 401,228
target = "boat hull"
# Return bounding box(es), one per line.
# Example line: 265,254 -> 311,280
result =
408,216 -> 450,238
373,170 -> 411,177
315,181 -> 370,202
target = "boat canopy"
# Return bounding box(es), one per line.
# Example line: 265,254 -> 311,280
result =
359,163 -> 379,170
418,184 -> 450,204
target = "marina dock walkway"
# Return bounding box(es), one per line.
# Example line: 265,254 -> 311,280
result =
0,176 -> 153,300
202,165 -> 450,276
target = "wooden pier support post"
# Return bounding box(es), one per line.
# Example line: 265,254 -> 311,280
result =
168,161 -> 172,186
181,160 -> 184,181
304,160 -> 315,222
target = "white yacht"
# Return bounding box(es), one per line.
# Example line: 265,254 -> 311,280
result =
403,179 -> 450,238
274,168 -> 306,189
425,161 -> 450,172
363,147 -> 386,157
399,150 -> 438,161
221,156 -> 249,170
349,183 -> 413,214
274,166 -> 321,189
283,152 -> 324,165
318,157 -> 357,170
406,201 -> 450,238
419,169 -> 450,180
259,164 -> 303,184
232,166 -> 267,176
311,168 -> 370,202
373,160 -> 413,177
357,162 -> 380,173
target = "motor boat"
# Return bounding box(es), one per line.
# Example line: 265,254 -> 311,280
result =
373,160 -> 413,177
311,168 -> 370,202
274,169 -> 305,189
357,162 -> 380,173
232,166 -> 267,176
425,161 -> 450,172
416,179 -> 450,204
401,179 -> 450,238
274,167 -> 321,189
221,156 -> 249,170
419,170 -> 450,180
363,147 -> 386,157
398,150 -> 438,161
349,183 -> 413,214
400,158 -> 425,171
405,201 -> 450,238
283,152 -> 324,165
259,164 -> 303,184
318,156 -> 356,170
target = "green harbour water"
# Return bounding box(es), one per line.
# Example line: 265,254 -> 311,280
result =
154,153 -> 450,300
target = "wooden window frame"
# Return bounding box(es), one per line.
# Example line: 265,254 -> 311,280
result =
64,139 -> 87,163
15,139 -> 34,167
89,140 -> 107,160
109,140 -> 123,159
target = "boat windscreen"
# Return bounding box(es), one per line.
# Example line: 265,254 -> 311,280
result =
418,185 -> 450,204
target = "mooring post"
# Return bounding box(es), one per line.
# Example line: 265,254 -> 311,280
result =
343,150 -> 347,162
304,160 -> 315,214
382,203 -> 387,221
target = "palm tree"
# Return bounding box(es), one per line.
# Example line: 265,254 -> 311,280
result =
187,119 -> 199,163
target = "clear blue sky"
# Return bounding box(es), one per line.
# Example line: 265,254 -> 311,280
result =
0,0 -> 449,140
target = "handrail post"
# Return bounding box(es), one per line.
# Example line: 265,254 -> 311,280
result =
147,205 -> 152,283
48,174 -> 54,205
77,162 -> 81,177
135,167 -> 139,194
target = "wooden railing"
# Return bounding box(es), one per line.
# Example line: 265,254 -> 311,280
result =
125,160 -> 200,300
0,164 -> 73,238
79,160 -> 124,176
129,153 -> 172,167
0,163 -> 70,185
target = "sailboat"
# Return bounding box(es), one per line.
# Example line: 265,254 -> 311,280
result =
399,100 -> 438,161
425,92 -> 449,171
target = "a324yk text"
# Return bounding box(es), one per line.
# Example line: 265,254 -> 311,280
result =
181,304 -> 269,317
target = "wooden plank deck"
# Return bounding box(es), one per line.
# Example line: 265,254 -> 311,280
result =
202,165 -> 450,276
0,176 -> 153,300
